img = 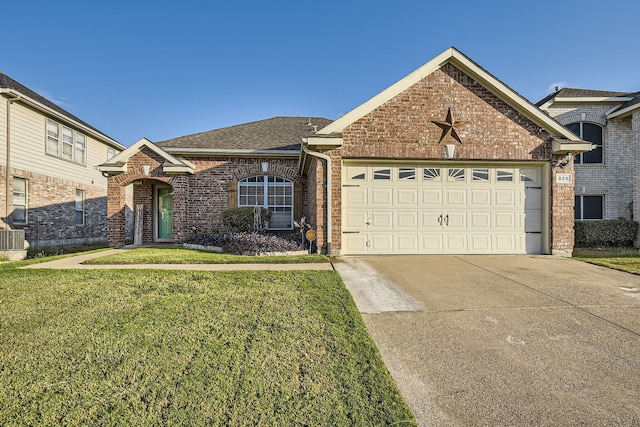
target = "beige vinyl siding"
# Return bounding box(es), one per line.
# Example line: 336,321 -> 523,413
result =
5,101 -> 110,189
0,98 -> 7,163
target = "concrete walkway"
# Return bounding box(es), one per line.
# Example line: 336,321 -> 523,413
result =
22,248 -> 334,271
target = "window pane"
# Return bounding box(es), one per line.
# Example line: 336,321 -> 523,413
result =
423,168 -> 441,181
582,123 -> 602,144
472,168 -> 489,181
12,178 -> 27,223
398,167 -> 415,180
497,170 -> 513,182
566,122 -> 580,136
75,133 -> 86,164
448,168 -> 465,182
62,127 -> 74,160
582,145 -> 602,163
373,168 -> 391,180
582,196 -> 603,220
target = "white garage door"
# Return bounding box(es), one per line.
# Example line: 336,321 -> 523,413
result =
341,164 -> 544,255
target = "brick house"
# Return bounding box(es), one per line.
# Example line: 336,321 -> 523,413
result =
100,47 -> 591,256
1,73 -> 125,249
537,89 -> 640,227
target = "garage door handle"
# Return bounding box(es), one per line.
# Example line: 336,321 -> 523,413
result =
343,231 -> 360,234
438,214 -> 443,225
444,214 -> 449,226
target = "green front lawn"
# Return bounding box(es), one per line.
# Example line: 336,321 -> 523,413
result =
84,247 -> 329,265
573,247 -> 640,275
0,269 -> 415,426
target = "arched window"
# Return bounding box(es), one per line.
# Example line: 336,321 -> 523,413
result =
238,176 -> 293,229
566,122 -> 603,163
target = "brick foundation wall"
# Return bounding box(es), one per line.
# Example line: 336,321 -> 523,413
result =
1,165 -> 108,247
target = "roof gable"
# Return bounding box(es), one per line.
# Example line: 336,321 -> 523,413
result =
98,137 -> 195,175
317,47 -> 581,142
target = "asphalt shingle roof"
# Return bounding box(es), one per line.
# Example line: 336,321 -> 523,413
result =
0,72 -> 115,141
156,116 -> 333,151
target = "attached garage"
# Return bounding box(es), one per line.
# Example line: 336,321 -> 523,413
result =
341,163 -> 549,255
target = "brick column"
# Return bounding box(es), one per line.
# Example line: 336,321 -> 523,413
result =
550,157 -> 575,256
170,175 -> 189,243
107,181 -> 127,247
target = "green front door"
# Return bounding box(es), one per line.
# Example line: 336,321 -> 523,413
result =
157,188 -> 173,240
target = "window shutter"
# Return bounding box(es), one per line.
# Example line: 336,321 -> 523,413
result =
294,181 -> 303,221
228,181 -> 237,208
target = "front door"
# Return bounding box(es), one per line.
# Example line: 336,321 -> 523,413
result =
157,187 -> 173,240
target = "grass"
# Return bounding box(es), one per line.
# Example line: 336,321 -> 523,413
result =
0,269 -> 415,426
83,247 -> 330,265
573,247 -> 640,275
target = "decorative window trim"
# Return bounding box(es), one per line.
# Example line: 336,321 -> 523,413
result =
238,176 -> 294,230
12,177 -> 28,224
45,118 -> 87,166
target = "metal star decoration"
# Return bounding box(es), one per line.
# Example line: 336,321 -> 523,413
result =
431,107 -> 468,144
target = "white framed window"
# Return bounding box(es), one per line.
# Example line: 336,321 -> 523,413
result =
107,147 -> 117,160
575,195 -> 603,220
46,118 -> 87,165
75,189 -> 85,225
238,176 -> 293,230
12,177 -> 27,224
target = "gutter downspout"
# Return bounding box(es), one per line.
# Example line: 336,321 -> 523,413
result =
301,142 -> 332,256
5,95 -> 21,229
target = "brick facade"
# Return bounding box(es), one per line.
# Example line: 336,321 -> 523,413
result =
106,148 -> 304,247
310,64 -> 573,255
545,104 -> 635,220
1,165 -> 108,247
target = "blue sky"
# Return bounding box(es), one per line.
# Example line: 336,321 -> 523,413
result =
3,0 -> 639,146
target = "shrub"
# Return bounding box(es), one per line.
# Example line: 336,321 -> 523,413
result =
574,219 -> 638,248
222,207 -> 271,232
186,231 -> 304,255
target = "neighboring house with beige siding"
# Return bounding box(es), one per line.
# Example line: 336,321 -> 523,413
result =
0,72 -> 126,248
537,89 -> 640,223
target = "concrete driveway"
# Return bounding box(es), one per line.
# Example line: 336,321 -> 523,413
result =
335,255 -> 640,426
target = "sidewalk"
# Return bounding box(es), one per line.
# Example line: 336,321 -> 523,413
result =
22,249 -> 335,271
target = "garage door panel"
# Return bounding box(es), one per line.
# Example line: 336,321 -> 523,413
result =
470,211 -> 491,228
396,211 -> 418,228
422,188 -> 443,206
494,211 -> 516,229
396,188 -> 419,205
421,234 -> 444,252
445,189 -> 467,206
469,234 -> 492,252
371,188 -> 393,206
525,210 -> 542,232
445,234 -> 468,252
344,210 -> 369,228
343,233 -> 368,253
371,234 -> 394,253
344,187 -> 368,206
469,189 -> 491,206
397,234 -> 419,251
422,211 -> 444,229
371,211 -> 393,229
445,211 -> 467,229
495,189 -> 517,207
494,234 -> 517,252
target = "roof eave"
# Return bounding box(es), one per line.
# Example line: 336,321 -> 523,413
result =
552,139 -> 594,154
0,88 -> 125,150
162,147 -> 301,158
607,104 -> 640,120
